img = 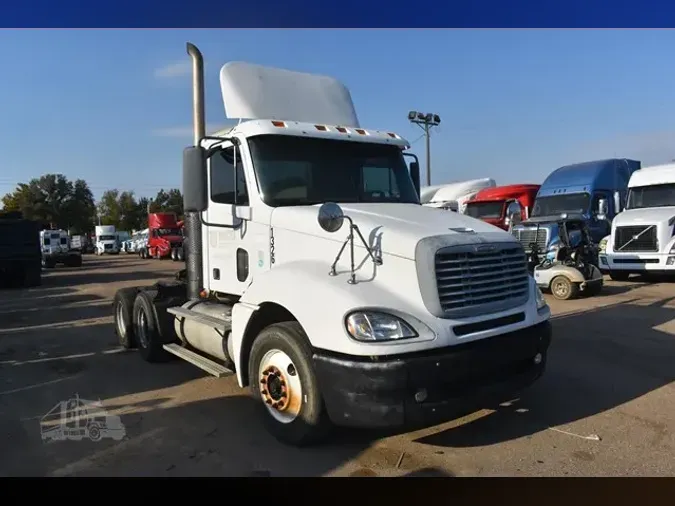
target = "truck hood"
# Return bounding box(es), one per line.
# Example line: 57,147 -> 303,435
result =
271,203 -> 516,260
613,207 -> 675,227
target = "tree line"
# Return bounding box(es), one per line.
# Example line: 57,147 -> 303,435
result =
0,173 -> 183,234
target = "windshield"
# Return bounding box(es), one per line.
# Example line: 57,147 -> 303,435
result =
99,235 -> 115,241
464,201 -> 504,219
531,192 -> 590,217
247,135 -> 420,207
627,183 -> 675,209
157,228 -> 181,236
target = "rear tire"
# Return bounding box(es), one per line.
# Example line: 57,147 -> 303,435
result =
171,248 -> 177,261
177,248 -> 185,262
133,290 -> 172,363
609,271 -> 630,282
550,275 -> 579,300
248,321 -> 331,447
114,288 -> 139,349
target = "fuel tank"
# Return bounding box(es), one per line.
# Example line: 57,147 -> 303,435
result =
173,300 -> 234,363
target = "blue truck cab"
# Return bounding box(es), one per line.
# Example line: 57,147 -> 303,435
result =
511,158 -> 641,257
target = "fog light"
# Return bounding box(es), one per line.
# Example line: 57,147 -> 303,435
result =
667,257 -> 675,266
533,353 -> 543,365
414,389 -> 428,403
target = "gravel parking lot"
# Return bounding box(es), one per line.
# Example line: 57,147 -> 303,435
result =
0,254 -> 673,477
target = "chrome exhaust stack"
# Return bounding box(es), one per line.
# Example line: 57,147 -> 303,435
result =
184,42 -> 206,300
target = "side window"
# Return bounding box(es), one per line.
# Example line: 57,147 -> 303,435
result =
43,237 -> 50,246
363,164 -> 400,199
210,147 -> 249,205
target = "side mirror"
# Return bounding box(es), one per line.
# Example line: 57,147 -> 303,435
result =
183,146 -> 208,213
409,161 -> 421,198
613,191 -> 621,213
506,202 -> 522,226
317,202 -> 344,233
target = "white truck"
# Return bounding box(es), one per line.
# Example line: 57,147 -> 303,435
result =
421,178 -> 497,213
40,229 -> 82,268
95,225 -> 119,255
112,43 -> 552,447
599,162 -> 675,280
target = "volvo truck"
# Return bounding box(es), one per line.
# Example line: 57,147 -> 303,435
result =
599,162 -> 675,280
421,178 -> 496,213
511,159 -> 641,260
112,43 -> 552,447
95,225 -> 119,255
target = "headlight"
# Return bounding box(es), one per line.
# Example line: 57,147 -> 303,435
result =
345,311 -> 417,342
535,285 -> 547,310
599,236 -> 609,253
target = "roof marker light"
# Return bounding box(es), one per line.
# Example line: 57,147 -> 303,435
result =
315,125 -> 328,131
271,120 -> 286,127
387,132 -> 398,138
336,127 -> 348,133
355,128 -> 367,135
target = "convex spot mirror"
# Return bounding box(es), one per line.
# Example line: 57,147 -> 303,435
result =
318,202 -> 345,233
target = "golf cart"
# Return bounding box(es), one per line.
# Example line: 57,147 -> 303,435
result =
524,213 -> 604,300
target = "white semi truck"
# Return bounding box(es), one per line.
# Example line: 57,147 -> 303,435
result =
95,225 -> 120,255
40,229 -> 82,268
421,178 -> 497,213
112,43 -> 552,447
599,162 -> 675,280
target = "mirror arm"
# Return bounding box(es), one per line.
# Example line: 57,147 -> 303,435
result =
328,216 -> 382,284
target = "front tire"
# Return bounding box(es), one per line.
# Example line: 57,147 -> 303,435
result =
550,275 -> 579,300
248,321 -> 331,447
133,290 -> 172,363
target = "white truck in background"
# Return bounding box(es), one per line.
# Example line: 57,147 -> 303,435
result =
95,225 -> 119,255
421,178 -> 497,213
111,43 -> 552,447
599,162 -> 675,280
40,229 -> 82,268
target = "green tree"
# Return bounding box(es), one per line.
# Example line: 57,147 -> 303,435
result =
1,174 -> 96,232
149,188 -> 183,219
97,189 -> 122,228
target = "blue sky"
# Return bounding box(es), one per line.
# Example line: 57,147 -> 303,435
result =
2,29 -> 675,201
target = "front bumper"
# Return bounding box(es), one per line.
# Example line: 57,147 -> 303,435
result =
600,252 -> 675,272
313,320 -> 552,429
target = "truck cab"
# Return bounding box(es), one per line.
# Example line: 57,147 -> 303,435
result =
511,159 -> 641,259
95,225 -> 119,255
145,213 -> 183,260
40,229 -> 82,268
420,178 -> 496,213
599,163 -> 675,280
463,184 -> 541,231
112,44 -> 552,447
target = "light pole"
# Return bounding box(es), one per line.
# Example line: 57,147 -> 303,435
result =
407,111 -> 441,186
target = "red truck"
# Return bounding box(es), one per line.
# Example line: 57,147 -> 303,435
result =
143,213 -> 184,260
463,184 -> 541,230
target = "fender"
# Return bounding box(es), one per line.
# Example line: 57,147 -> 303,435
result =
231,258 -> 427,386
535,264 -> 587,286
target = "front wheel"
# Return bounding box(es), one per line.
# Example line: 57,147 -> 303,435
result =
550,275 -> 579,300
248,322 -> 331,447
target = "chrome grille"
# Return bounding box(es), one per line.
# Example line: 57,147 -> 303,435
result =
614,225 -> 658,252
435,243 -> 529,317
512,227 -> 549,252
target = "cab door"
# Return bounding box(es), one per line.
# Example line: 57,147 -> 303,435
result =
204,143 -> 252,295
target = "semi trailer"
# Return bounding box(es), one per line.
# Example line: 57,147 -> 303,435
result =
0,211 -> 41,288
112,43 -> 552,447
